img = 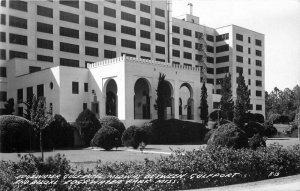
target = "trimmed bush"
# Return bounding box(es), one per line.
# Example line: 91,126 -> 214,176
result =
99,116 -> 125,146
0,115 -> 35,152
122,126 -> 149,149
248,133 -> 266,150
75,109 -> 101,146
245,113 -> 264,123
243,121 -> 265,138
263,120 -> 277,137
277,115 -> 290,124
207,122 -> 249,150
90,126 -> 119,150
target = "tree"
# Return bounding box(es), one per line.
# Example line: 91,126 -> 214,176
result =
3,98 -> 14,115
154,73 -> 168,121
22,97 -> 35,120
220,73 -> 234,121
200,82 -> 208,124
30,96 -> 53,161
234,72 -> 251,127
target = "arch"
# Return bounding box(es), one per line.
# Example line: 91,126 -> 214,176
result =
105,79 -> 118,116
179,82 -> 194,120
134,78 -> 151,119
163,80 -> 174,119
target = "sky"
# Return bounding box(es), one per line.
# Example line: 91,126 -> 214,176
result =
171,0 -> 300,92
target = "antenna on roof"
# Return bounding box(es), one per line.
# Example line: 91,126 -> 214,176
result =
187,3 -> 193,15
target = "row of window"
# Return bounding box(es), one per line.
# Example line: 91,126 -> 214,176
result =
236,33 -> 262,46
72,82 -> 88,94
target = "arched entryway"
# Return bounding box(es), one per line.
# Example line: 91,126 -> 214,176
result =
163,80 -> 174,119
105,79 -> 118,116
179,83 -> 194,120
134,78 -> 151,119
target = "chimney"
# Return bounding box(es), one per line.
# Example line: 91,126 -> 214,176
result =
187,3 -> 193,15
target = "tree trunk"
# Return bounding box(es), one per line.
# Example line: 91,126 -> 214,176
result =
40,130 -> 44,161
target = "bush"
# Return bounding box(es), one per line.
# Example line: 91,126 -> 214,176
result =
207,122 -> 249,150
122,126 -> 149,149
243,121 -> 265,138
99,116 -> 125,146
248,133 -> 266,150
203,129 -> 215,144
269,113 -> 280,124
43,114 -> 74,149
285,122 -> 298,137
209,110 -> 219,121
277,115 -> 290,124
0,115 -> 35,152
90,126 -> 119,150
245,113 -> 264,123
75,109 -> 101,146
263,120 -> 277,137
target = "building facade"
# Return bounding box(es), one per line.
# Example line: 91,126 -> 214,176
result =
0,0 -> 265,125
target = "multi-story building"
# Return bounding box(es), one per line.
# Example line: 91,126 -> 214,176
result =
0,0 -> 265,126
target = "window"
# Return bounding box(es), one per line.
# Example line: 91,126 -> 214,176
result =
216,67 -> 229,74
26,87 -> 33,102
85,32 -> 98,42
104,35 -> 116,45
121,39 -> 136,49
195,43 -> 202,50
1,0 -> 6,7
9,0 -> 27,12
0,49 -> 5,60
37,22 -> 53,34
247,48 -> 251,54
207,78 -> 214,84
72,82 -> 79,94
184,52 -> 192,60
256,80 -> 262,87
207,67 -> 214,74
216,33 -> 229,42
60,58 -> 79,67
9,50 -> 27,59
248,79 -> 251,85
140,3 -> 150,13
256,70 -> 262,77
37,84 -> 44,97
172,38 -> 180,45
155,21 -> 165,30
183,40 -> 192,48
104,7 -> 116,18
236,56 -> 243,63
140,43 -> 150,52
184,63 -> 192,68
207,56 -> 214,63
256,50 -> 262,57
29,66 -> 41,73
84,83 -> 88,92
104,0 -> 116,4
59,11 -> 79,24
172,25 -> 180,33
248,69 -> 251,75
122,53 -> 136,58
236,33 -> 243,41
255,39 -> 262,46
37,38 -> 53,49
37,5 -> 53,18
256,60 -> 262,67
37,55 -> 53,62
155,8 -> 165,17
85,46 -> 98,57
18,107 -> 23,116
83,103 -> 87,110
236,44 -> 243,52
155,33 -> 165,42
104,21 -> 116,31
60,42 -> 79,54
85,17 -> 98,28
156,46 -> 165,54
0,67 -> 6,77
1,14 -> 5,25
140,17 -> 150,26
195,54 -> 202,61
121,12 -> 136,23
183,28 -> 192,36
206,45 -> 214,53
248,58 -> 251,65
140,30 -> 150,39
9,16 -> 27,29
216,44 -> 229,53
216,55 -> 229,63
121,0 -> 136,9
85,2 -> 98,13
59,0 -> 79,8
248,37 -> 251,43
206,35 -> 214,42
172,49 -> 180,57
0,91 -> 7,101
236,66 -> 243,74
121,25 -> 136,36
141,56 -> 151,60
104,50 -> 116,59
9,33 -> 27,45
256,105 -> 262,111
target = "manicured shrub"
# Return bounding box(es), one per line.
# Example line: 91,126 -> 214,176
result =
248,133 -> 266,150
245,113 -> 264,123
209,110 -> 219,121
207,122 -> 249,150
203,129 -> 215,144
263,120 -> 277,137
90,126 -> 119,150
43,114 -> 74,149
243,121 -> 265,138
122,126 -> 149,149
75,109 -> 101,146
99,116 -> 125,146
0,115 -> 35,152
269,113 -> 280,124
277,115 -> 290,124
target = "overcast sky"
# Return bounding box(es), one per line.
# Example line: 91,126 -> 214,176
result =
171,0 -> 300,92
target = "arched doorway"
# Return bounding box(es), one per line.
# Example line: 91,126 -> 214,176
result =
163,81 -> 174,119
179,83 -> 194,120
134,78 -> 151,119
106,79 -> 117,116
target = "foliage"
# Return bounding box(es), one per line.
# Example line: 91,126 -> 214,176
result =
209,110 -> 219,121
0,115 -> 35,152
248,133 -> 266,150
122,126 -> 149,149
243,121 -> 265,138
154,73 -> 169,121
220,73 -> 234,121
207,122 -> 249,150
269,113 -> 281,124
234,72 -> 251,127
200,82 -> 209,124
3,98 -> 14,115
277,115 -> 290,124
263,120 -> 278,137
245,113 -> 265,123
203,129 -> 216,144
285,122 -> 298,137
90,126 -> 119,150
99,116 -> 125,146
75,109 -> 101,147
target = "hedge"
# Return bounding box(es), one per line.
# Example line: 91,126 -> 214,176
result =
90,126 -> 119,150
